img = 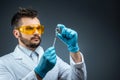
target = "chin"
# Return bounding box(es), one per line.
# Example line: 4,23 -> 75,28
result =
33,41 -> 40,45
33,42 -> 40,45
32,40 -> 40,43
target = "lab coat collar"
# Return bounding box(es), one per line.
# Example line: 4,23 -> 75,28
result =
11,45 -> 44,70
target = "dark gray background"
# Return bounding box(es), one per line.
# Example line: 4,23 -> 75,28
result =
0,0 -> 119,80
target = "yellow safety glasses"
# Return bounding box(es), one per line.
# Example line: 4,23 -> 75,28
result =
16,24 -> 44,35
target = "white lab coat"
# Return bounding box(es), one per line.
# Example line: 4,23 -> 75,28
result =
0,45 -> 87,80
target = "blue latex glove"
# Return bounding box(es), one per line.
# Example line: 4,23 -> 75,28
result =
34,47 -> 56,78
56,24 -> 79,53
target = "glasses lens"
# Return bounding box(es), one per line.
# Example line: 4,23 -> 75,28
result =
19,24 -> 44,35
39,25 -> 44,34
24,26 -> 34,34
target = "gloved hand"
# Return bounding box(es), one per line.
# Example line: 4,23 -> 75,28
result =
56,24 -> 79,53
34,47 -> 57,78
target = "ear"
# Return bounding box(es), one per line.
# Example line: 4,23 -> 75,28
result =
13,29 -> 20,38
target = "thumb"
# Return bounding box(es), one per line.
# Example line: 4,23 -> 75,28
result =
56,32 -> 63,40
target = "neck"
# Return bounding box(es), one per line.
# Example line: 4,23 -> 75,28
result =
19,42 -> 36,51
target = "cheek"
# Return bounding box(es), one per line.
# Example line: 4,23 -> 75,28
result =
21,33 -> 32,40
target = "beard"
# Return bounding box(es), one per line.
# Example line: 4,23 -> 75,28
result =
19,33 -> 41,49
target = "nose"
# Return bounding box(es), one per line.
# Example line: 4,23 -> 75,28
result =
34,29 -> 39,34
33,28 -> 41,35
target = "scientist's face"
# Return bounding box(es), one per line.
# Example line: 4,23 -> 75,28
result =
13,17 -> 44,50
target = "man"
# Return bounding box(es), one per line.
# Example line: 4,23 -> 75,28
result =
0,8 -> 87,80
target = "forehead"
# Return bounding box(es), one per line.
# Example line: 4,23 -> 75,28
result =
19,17 -> 40,26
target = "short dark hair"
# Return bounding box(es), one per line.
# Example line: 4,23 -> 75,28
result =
11,7 -> 38,27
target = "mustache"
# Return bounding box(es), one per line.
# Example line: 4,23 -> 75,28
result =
31,35 -> 40,40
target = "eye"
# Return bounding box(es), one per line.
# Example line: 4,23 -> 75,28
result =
25,26 -> 34,30
36,26 -> 41,30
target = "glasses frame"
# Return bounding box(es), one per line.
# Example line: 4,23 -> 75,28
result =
15,24 -> 44,35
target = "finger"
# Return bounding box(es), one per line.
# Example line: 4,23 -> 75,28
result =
46,50 -> 56,59
65,28 -> 72,38
44,47 -> 54,55
50,56 -> 57,64
46,46 -> 54,52
56,32 -> 63,40
50,53 -> 56,60
56,24 -> 66,31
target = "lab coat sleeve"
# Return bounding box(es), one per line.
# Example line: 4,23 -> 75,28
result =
70,52 -> 87,80
0,60 -> 15,80
0,60 -> 37,80
21,70 -> 38,80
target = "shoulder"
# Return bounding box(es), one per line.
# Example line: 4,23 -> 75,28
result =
0,52 -> 14,65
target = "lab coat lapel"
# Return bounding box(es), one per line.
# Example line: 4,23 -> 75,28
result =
12,46 -> 36,70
